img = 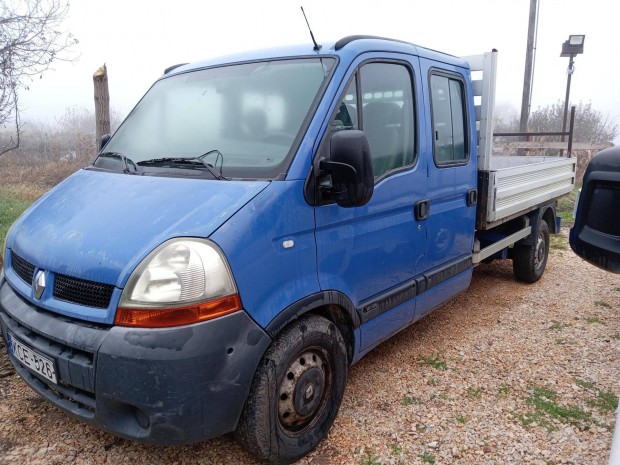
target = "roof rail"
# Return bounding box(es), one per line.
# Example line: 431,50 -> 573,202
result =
335,35 -> 411,51
164,63 -> 189,75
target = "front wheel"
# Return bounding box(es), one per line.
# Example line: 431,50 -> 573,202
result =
235,314 -> 348,464
513,220 -> 550,283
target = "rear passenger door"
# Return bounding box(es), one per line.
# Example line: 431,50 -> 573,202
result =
314,56 -> 427,352
417,60 -> 477,316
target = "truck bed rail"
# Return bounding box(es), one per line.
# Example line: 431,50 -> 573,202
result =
463,50 -> 497,172
477,156 -> 576,229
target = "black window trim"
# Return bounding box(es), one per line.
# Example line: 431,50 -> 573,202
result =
428,68 -> 471,168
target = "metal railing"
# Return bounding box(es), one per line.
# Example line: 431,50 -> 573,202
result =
493,106 -> 576,157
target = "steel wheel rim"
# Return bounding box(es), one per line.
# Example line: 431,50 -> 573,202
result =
535,231 -> 546,270
277,347 -> 332,435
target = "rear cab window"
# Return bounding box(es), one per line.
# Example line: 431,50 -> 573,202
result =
429,72 -> 468,166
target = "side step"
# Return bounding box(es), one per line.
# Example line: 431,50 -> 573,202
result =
472,226 -> 532,264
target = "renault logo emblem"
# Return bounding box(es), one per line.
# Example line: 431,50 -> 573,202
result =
34,271 -> 46,299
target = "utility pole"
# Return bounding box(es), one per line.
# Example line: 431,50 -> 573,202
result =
518,0 -> 538,154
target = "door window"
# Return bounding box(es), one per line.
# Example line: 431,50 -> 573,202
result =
331,62 -> 416,179
430,74 -> 467,165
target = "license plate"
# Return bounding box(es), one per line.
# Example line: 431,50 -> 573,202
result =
7,333 -> 57,384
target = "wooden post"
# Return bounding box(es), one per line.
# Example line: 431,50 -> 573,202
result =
93,64 -> 110,152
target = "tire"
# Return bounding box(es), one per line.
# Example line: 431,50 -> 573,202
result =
513,220 -> 550,283
235,314 -> 348,464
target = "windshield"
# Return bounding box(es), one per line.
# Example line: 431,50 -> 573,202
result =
100,57 -> 335,179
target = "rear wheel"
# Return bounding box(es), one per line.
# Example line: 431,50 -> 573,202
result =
513,220 -> 550,283
235,314 -> 348,464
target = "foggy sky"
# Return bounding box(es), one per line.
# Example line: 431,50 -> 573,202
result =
17,0 -> 620,144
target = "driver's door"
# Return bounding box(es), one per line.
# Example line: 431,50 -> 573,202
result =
315,56 -> 427,352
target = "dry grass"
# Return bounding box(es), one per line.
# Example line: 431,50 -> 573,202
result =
0,150 -> 94,198
0,183 -> 49,203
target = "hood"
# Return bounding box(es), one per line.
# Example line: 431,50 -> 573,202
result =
7,169 -> 269,288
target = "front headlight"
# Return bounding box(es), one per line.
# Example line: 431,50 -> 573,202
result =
116,238 -> 241,328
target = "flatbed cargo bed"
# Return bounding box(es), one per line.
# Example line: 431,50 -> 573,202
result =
465,51 -> 577,231
477,155 -> 576,229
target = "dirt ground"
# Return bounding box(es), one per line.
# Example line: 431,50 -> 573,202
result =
0,228 -> 618,465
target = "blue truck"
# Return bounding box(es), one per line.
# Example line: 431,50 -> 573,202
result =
0,36 -> 576,463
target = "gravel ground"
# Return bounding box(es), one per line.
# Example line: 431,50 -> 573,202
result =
0,228 -> 618,465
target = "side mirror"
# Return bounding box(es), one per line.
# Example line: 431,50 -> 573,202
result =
319,130 -> 374,208
99,134 -> 111,151
569,146 -> 620,273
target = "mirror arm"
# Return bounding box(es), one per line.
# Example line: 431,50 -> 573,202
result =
319,160 -> 358,177
318,159 -> 358,202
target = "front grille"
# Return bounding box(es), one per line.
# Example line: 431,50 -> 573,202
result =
9,253 -> 115,310
2,305 -> 98,417
10,252 -> 35,285
53,274 -> 114,309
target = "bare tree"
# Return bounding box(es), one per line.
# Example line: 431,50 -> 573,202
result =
493,103 -> 520,135
0,0 -> 77,156
529,101 -> 618,145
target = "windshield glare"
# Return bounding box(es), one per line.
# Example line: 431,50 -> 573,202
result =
103,58 -> 335,179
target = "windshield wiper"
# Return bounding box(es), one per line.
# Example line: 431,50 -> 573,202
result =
195,149 -> 227,180
137,157 -> 189,165
97,152 -> 140,175
138,150 -> 228,180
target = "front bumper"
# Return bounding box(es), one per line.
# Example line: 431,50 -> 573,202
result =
0,272 -> 271,444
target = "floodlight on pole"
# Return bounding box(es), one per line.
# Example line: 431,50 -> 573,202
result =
560,35 -> 585,156
561,35 -> 585,56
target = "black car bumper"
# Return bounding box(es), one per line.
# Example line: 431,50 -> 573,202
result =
0,271 -> 270,444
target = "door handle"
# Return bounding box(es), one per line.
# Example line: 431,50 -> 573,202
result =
415,199 -> 430,220
467,189 -> 478,206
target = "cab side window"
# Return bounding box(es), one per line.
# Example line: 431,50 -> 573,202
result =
430,74 -> 467,164
332,79 -> 358,131
331,63 -> 415,180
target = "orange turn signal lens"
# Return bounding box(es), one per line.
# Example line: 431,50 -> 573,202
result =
115,294 -> 242,328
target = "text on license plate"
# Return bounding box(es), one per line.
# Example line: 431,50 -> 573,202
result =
8,333 -> 57,384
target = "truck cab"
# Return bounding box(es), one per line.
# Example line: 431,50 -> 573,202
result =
0,36 -> 574,464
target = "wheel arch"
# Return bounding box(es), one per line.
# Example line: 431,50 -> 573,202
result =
517,202 -> 557,246
541,203 -> 558,234
265,291 -> 359,364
